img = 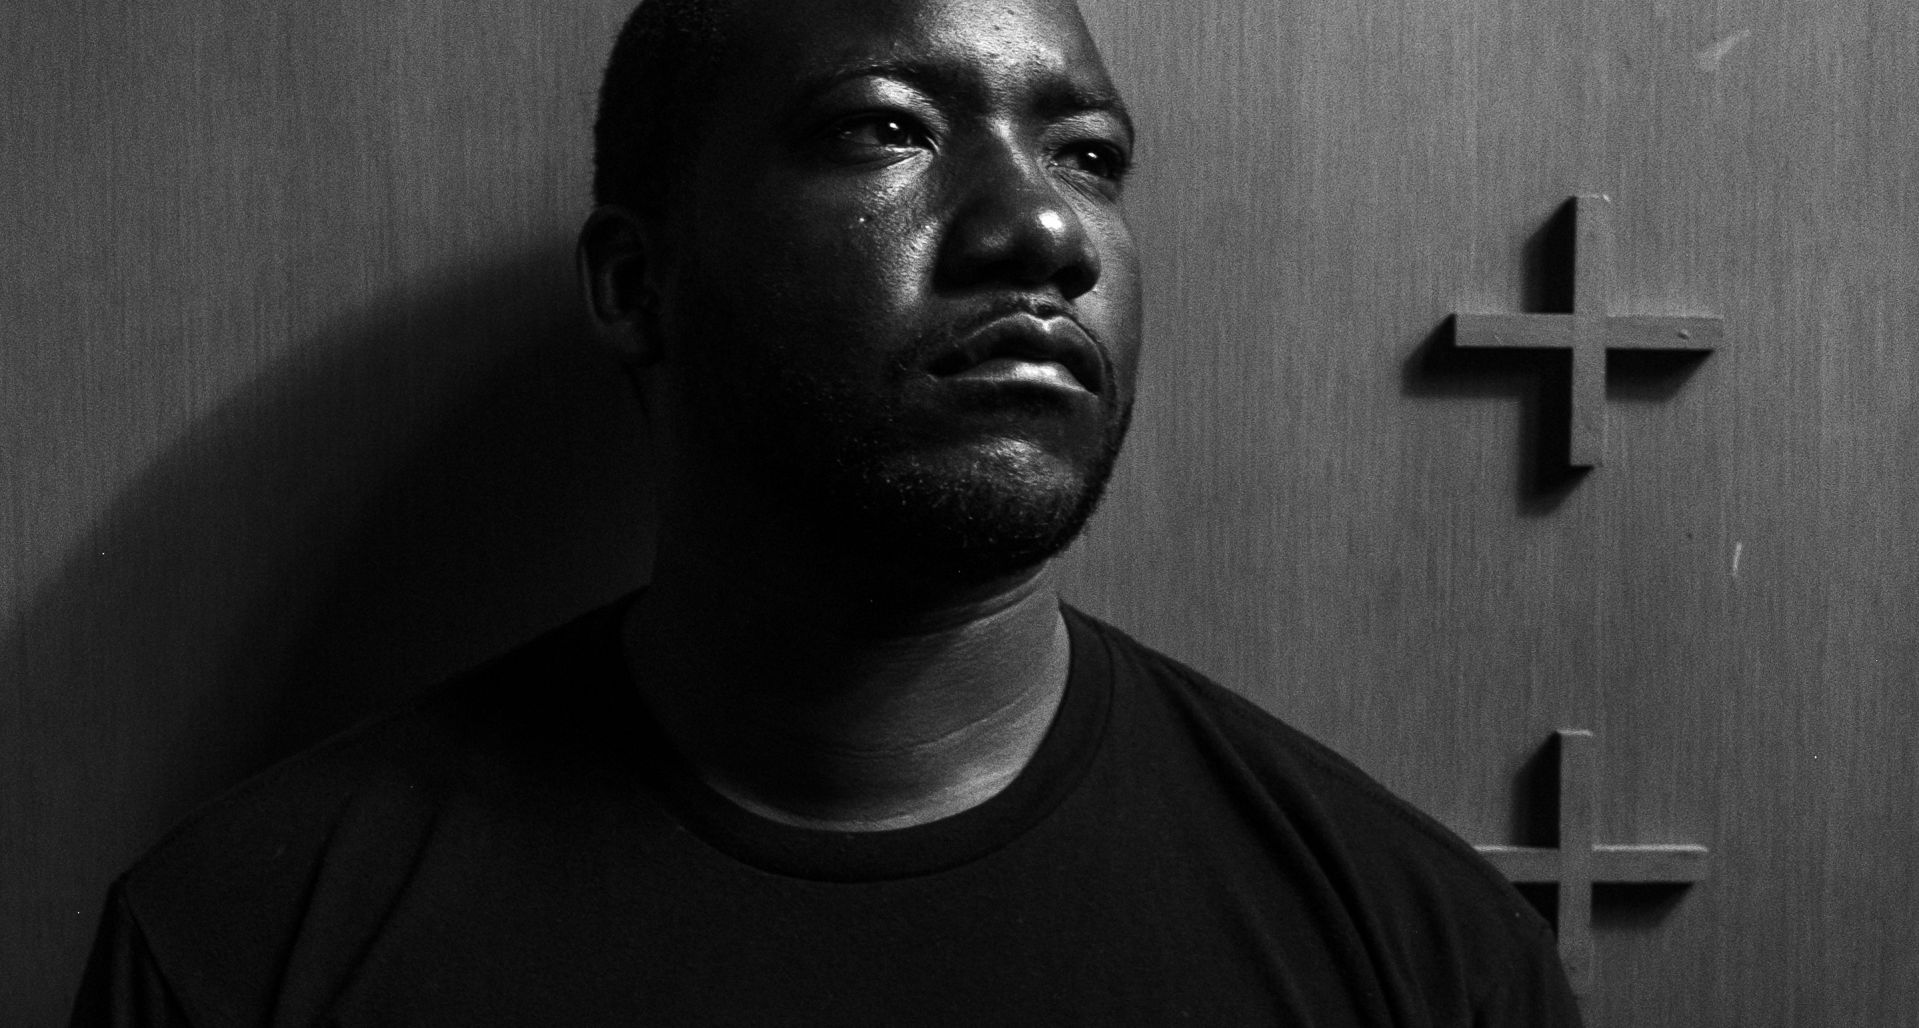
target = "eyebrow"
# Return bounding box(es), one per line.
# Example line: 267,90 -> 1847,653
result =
791,57 -> 1137,145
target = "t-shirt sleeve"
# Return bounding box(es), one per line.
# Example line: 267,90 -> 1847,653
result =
1073,609 -> 1589,1026
69,884 -> 193,1027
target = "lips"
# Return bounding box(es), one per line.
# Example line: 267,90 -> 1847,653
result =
926,311 -> 1106,396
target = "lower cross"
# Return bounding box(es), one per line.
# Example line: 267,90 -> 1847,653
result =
1474,729 -> 1710,996
1453,195 -> 1722,468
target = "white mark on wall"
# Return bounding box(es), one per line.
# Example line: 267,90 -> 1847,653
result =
1695,30 -> 1752,72
1731,541 -> 1744,578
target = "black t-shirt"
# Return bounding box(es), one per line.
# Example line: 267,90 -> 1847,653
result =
73,598 -> 1582,1025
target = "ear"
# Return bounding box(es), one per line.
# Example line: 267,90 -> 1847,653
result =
577,204 -> 665,366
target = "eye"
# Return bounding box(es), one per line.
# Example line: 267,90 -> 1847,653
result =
820,113 -> 933,163
1054,140 -> 1131,183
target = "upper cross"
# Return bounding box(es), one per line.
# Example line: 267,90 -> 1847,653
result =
1453,195 -> 1722,468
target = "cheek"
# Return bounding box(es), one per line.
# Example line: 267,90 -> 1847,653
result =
1084,211 -> 1145,369
725,195 -> 940,328
669,204 -> 945,395
748,170 -> 933,261
826,190 -> 945,300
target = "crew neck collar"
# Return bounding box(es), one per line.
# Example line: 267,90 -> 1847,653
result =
606,595 -> 1114,882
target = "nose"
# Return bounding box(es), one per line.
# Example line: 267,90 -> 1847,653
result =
936,139 -> 1102,300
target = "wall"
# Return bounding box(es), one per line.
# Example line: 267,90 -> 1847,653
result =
2,3 -> 648,1018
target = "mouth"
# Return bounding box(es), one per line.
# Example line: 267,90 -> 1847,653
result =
926,311 -> 1106,396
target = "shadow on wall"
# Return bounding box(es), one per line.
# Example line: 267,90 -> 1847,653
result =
6,237 -> 654,1019
1399,202 -> 1588,514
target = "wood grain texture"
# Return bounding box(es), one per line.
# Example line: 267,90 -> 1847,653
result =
1453,196 -> 1724,469
1076,0 -> 1917,1023
2,0 -> 1913,1024
1,2 -> 649,1020
1474,729 -> 1712,995
1480,843 -> 1712,885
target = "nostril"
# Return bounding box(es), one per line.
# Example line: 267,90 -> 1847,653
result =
1052,228 -> 1100,297
1056,259 -> 1099,300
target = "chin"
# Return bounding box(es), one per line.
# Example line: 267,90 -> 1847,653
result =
831,433 -> 1121,587
722,369 -> 1135,590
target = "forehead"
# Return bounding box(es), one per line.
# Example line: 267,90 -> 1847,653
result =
711,0 -> 1119,108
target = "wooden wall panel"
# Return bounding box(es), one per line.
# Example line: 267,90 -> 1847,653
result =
2,2 -> 646,1020
1076,0 -> 1917,1024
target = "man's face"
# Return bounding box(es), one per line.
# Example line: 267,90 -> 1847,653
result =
647,0 -> 1141,585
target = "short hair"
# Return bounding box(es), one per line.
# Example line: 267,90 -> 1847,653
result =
591,0 -> 730,209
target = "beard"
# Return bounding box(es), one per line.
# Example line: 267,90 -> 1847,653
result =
695,340 -> 1135,591
819,399 -> 1133,585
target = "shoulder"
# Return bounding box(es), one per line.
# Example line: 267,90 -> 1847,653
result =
105,598 -> 634,1022
129,597 -> 629,871
1068,605 -> 1508,882
1065,605 -> 1577,1020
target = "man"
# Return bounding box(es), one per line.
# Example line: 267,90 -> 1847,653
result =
74,0 -> 1582,1022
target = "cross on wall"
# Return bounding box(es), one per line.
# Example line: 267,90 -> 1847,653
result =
1475,729 -> 1710,996
1453,195 -> 1723,469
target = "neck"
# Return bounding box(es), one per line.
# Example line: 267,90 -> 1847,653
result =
623,541 -> 1072,831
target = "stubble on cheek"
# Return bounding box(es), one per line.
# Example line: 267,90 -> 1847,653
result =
661,196 -> 1134,579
